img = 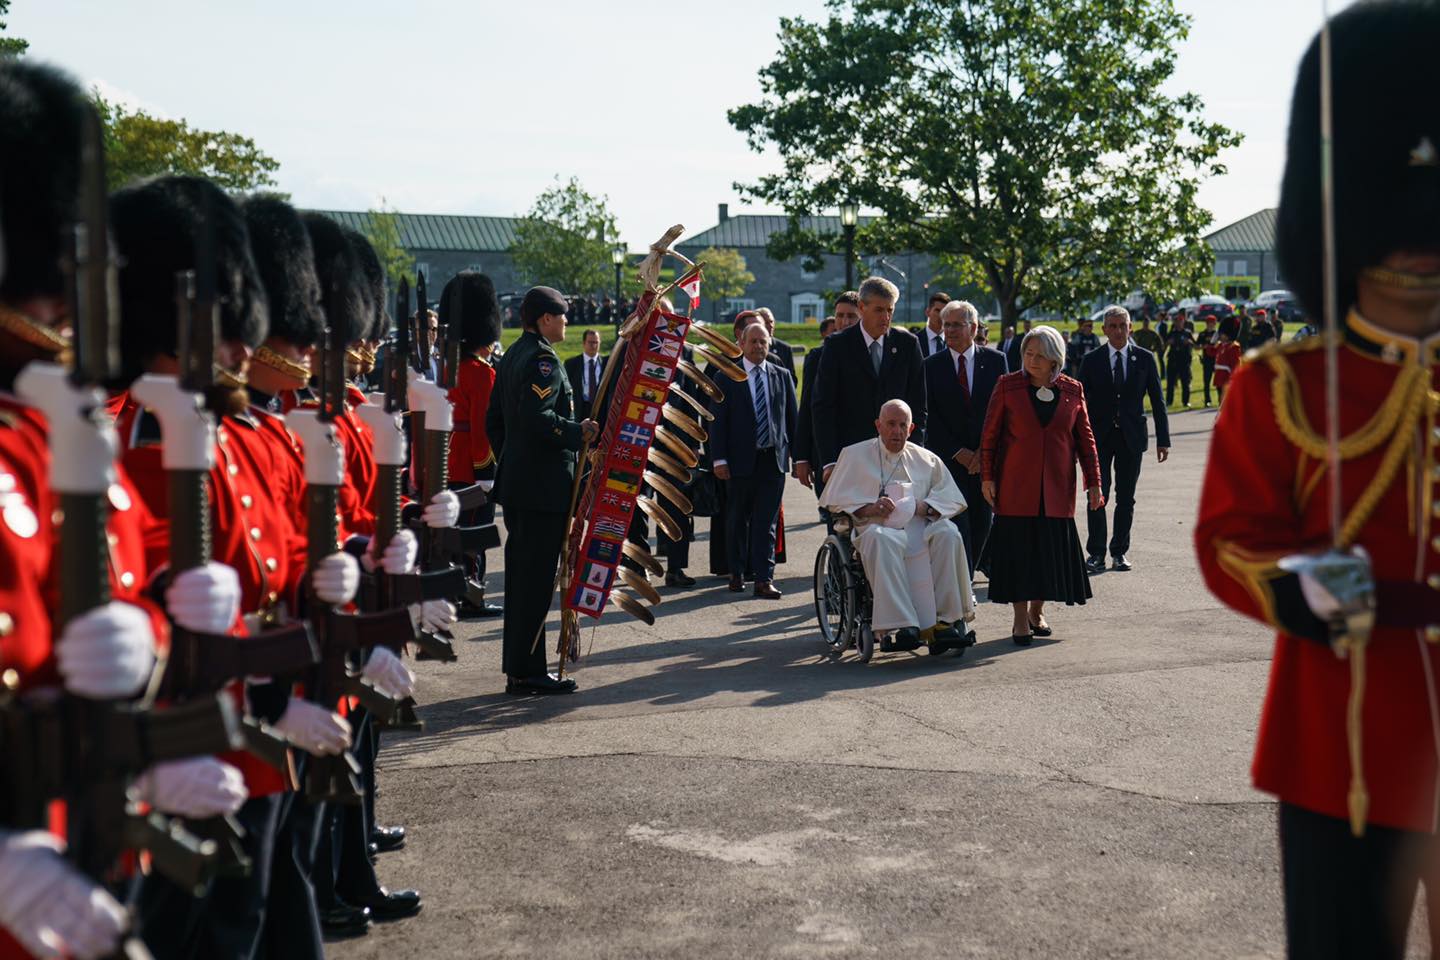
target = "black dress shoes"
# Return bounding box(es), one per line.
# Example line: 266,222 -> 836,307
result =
728,574 -> 745,593
351,888 -> 422,922
890,626 -> 922,651
1012,633 -> 1034,646
506,673 -> 578,695
475,600 -> 503,617
665,570 -> 697,587
319,902 -> 372,938
1085,555 -> 1106,574
1112,555 -> 1133,571
373,825 -> 405,853
753,581 -> 782,599
1028,619 -> 1053,638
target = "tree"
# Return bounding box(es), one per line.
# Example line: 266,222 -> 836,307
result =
363,202 -> 415,291
510,177 -> 620,295
91,91 -> 281,192
693,246 -> 755,321
0,1 -> 26,57
729,0 -> 1241,326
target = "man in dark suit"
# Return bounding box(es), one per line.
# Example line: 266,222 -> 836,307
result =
711,322 -> 797,599
997,322 -> 1023,372
563,328 -> 604,421
915,290 -> 951,358
1078,305 -> 1171,573
794,292 -> 861,492
922,299 -> 1008,575
813,277 -> 925,480
752,306 -> 798,385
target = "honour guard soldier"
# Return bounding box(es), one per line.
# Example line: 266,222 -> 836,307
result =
1195,3 -> 1440,956
486,286 -> 597,694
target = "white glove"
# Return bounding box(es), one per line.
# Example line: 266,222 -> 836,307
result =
409,599 -> 456,635
56,601 -> 156,699
133,757 -> 247,818
312,551 -> 359,605
422,489 -> 460,529
377,529 -> 418,576
165,562 -> 241,635
362,646 -> 415,700
275,697 -> 351,756
0,830 -> 128,960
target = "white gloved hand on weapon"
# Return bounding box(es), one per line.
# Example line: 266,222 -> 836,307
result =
422,490 -> 459,529
0,830 -> 128,960
132,757 -> 247,818
362,646 -> 416,700
56,601 -> 156,699
1278,546 -> 1376,651
360,528 -> 418,576
409,599 -> 456,636
165,561 -> 242,635
311,552 -> 359,605
275,697 -> 351,756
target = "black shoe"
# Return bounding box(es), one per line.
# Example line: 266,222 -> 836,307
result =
373,825 -> 405,853
728,574 -> 745,593
893,626 -> 922,651
1028,619 -> 1053,638
1112,554 -> 1133,572
475,600 -> 503,617
665,570 -> 697,587
1012,633 -> 1034,647
753,581 -> 782,599
506,673 -> 578,695
320,902 -> 372,938
879,634 -> 896,652
1085,555 -> 1105,574
962,629 -> 978,647
351,888 -> 422,922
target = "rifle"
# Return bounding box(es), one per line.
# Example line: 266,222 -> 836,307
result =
12,106 -> 245,946
286,267 -> 414,804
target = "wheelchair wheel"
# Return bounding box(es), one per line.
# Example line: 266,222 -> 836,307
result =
813,536 -> 854,656
855,624 -> 875,663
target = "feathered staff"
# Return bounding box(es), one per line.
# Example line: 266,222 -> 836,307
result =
532,226 -> 745,674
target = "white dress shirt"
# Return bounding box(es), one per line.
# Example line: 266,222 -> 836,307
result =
927,326 -> 945,356
948,343 -> 976,390
714,356 -> 770,468
580,353 -> 601,400
1108,341 -> 1129,379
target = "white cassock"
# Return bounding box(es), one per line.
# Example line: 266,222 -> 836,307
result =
819,438 -> 975,632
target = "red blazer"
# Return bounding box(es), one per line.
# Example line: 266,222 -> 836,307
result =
980,372 -> 1101,518
447,355 -> 496,484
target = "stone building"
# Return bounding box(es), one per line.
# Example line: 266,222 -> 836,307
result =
1204,208 -> 1284,301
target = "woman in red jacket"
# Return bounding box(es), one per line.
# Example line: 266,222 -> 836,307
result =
440,271 -> 503,616
980,325 -> 1104,644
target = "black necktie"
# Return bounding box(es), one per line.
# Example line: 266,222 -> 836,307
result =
934,334 -> 943,355
1113,351 -> 1125,394
587,358 -> 597,400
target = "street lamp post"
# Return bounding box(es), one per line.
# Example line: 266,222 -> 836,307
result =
839,201 -> 859,290
611,243 -> 626,330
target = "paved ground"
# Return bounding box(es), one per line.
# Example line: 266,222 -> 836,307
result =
333,407 -> 1431,959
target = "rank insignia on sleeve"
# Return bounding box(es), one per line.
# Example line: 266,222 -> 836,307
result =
537,359 -> 554,377
531,383 -> 554,399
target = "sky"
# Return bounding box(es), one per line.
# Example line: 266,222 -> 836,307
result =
10,0 -> 1354,248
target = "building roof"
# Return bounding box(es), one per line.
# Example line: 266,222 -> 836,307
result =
679,214 -> 878,249
1204,208 -> 1276,253
306,210 -> 521,253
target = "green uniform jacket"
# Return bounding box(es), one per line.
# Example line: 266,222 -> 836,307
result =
486,329 -> 585,512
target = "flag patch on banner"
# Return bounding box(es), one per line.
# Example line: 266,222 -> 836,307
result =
618,422 -> 652,447
632,383 -> 663,404
586,538 -> 621,564
572,585 -> 605,613
679,273 -> 701,309
593,514 -> 628,540
610,446 -> 644,471
583,562 -> 614,590
639,360 -> 671,382
599,490 -> 632,513
625,401 -> 661,425
605,468 -> 640,495
648,334 -> 681,358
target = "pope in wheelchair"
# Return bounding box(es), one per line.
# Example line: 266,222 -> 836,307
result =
818,399 -> 977,657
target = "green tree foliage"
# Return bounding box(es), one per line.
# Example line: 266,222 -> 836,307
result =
91,91 -> 280,192
511,176 -> 620,295
363,202 -> 416,292
729,0 -> 1241,325
695,246 -> 755,302
0,1 -> 27,57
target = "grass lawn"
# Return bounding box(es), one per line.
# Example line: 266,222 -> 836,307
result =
500,320 -> 1215,415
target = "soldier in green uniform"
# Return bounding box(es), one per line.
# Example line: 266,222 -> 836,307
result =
486,286 -> 599,694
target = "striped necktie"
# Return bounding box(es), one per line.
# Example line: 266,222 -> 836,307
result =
752,366 -> 770,448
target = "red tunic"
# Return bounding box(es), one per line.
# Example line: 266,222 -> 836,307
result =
282,387 -> 378,538
979,373 -> 1101,518
1212,341 -> 1242,389
1194,311 -> 1440,834
446,356 -> 495,483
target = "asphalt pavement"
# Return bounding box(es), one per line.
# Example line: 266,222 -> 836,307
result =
332,406 -> 1431,959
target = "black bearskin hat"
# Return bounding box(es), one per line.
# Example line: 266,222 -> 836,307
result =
1276,0 -> 1440,320
300,213 -> 369,346
110,175 -> 269,382
1219,316 -> 1241,341
438,271 -> 502,351
341,226 -> 387,342
0,61 -> 87,304
242,195 -> 324,349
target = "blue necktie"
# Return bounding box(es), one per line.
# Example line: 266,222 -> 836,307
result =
753,367 -> 770,448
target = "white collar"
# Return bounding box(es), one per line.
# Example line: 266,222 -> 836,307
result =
948,343 -> 975,363
744,356 -> 767,374
861,326 -> 883,349
1108,341 -> 1130,359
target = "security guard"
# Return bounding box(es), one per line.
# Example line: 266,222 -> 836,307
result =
487,286 -> 598,694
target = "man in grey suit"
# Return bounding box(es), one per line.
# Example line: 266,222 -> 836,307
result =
711,322 -> 798,599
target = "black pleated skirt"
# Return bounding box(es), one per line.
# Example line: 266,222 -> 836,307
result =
980,515 -> 1093,605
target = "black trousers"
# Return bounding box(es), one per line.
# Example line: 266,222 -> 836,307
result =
1278,802 -> 1437,959
657,511 -> 692,572
259,782 -> 324,960
1201,358 -> 1215,405
724,454 -> 784,583
451,480 -> 496,594
1165,356 -> 1192,406
952,470 -> 990,578
1086,430 -> 1144,559
501,506 -> 567,677
314,711 -> 382,909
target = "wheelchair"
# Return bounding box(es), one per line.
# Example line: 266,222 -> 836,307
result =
812,512 -> 971,663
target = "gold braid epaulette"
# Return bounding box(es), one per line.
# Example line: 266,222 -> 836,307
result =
1265,350 -> 1434,546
